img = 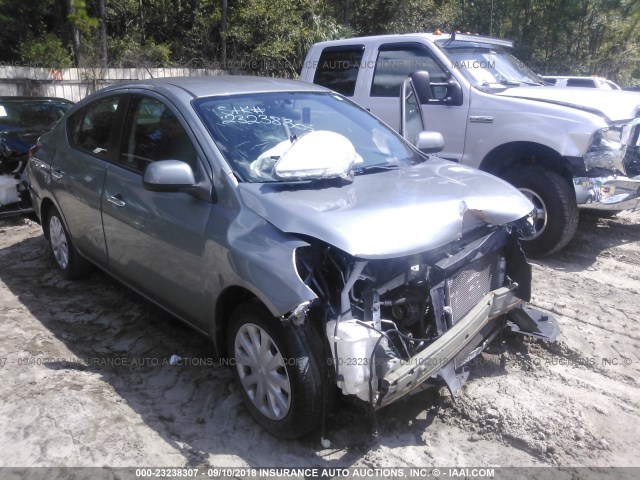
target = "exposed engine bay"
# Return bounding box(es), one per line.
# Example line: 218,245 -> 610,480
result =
295,225 -> 559,407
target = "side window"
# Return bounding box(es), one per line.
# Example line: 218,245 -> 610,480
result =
566,78 -> 596,88
371,44 -> 448,99
313,46 -> 364,97
68,96 -> 121,157
120,96 -> 197,173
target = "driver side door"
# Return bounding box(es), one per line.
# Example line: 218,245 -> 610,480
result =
101,94 -> 214,327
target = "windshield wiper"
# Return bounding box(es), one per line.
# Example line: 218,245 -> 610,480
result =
353,164 -> 400,175
519,80 -> 543,86
499,79 -> 521,86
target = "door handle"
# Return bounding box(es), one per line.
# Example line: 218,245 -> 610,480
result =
51,168 -> 64,180
106,193 -> 126,208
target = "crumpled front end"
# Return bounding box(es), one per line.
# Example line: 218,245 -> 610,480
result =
296,224 -> 558,407
575,118 -> 640,212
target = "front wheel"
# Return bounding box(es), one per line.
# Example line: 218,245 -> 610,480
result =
502,166 -> 578,257
227,303 -> 328,438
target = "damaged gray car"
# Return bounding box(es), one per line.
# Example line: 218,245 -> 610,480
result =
27,76 -> 558,438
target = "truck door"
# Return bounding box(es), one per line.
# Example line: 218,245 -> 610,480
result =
361,42 -> 469,162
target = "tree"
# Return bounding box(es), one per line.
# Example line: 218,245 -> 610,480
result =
67,0 -> 98,67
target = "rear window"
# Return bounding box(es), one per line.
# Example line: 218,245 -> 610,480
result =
313,46 -> 364,97
67,96 -> 121,158
0,99 -> 71,131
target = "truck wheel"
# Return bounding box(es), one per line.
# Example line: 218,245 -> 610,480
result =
503,166 -> 578,257
227,303 -> 327,438
46,207 -> 92,279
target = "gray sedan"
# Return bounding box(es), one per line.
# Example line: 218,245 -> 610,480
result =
27,76 -> 557,438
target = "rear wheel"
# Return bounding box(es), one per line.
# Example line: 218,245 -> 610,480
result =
46,208 -> 92,279
227,303 -> 328,438
503,166 -> 578,257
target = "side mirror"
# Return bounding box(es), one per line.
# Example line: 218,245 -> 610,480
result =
408,71 -> 433,104
444,77 -> 463,106
415,131 -> 444,154
143,160 -> 196,192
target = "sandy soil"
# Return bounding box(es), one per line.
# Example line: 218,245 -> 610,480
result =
0,210 -> 638,468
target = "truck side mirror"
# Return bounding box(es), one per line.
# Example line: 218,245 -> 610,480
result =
444,77 -> 463,106
408,71 -> 433,104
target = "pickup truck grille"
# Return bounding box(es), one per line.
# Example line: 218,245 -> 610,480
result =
447,254 -> 499,325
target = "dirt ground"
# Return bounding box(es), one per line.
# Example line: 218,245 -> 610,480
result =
0,210 -> 638,468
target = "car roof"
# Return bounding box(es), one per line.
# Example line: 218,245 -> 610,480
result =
98,75 -> 330,98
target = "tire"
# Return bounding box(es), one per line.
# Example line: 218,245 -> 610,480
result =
502,166 -> 578,258
46,207 -> 92,280
227,303 -> 328,438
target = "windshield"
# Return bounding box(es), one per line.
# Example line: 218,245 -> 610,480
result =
0,99 -> 72,132
440,42 -> 543,89
194,92 -> 423,183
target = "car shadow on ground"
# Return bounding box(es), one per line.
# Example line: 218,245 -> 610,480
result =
0,228 -> 461,467
531,211 -> 640,273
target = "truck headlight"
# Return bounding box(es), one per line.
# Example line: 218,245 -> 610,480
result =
584,124 -> 629,174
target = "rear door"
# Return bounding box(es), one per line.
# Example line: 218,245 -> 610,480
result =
52,94 -> 125,265
101,93 -> 213,326
310,45 -> 366,99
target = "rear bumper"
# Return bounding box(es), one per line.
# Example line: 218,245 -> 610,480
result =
574,175 -> 640,211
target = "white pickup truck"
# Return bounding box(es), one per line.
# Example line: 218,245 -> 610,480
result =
301,33 -> 640,256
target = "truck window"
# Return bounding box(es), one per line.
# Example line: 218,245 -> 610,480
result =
313,46 -> 365,97
371,44 -> 448,98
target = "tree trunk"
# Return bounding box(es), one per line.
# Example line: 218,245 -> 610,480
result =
99,0 -> 108,68
221,0 -> 227,68
69,0 -> 83,67
139,0 -> 145,41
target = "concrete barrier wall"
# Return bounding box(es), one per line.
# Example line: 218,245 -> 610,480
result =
0,67 -> 230,102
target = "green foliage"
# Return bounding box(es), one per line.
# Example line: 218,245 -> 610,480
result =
0,0 -> 637,84
68,0 -> 99,32
228,0 -> 352,76
19,33 -> 74,68
350,0 -> 461,35
109,32 -> 173,67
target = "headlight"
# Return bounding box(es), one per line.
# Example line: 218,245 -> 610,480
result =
584,124 -> 627,174
508,210 -> 537,239
598,126 -> 623,145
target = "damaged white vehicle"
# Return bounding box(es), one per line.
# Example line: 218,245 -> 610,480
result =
27,77 -> 558,439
